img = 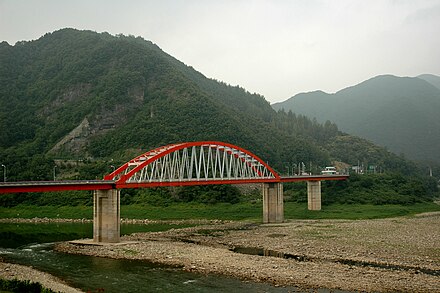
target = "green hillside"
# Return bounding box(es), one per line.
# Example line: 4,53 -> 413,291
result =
272,75 -> 440,164
0,29 -> 421,182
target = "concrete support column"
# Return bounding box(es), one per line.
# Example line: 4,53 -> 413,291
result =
307,181 -> 321,210
93,189 -> 120,243
262,183 -> 284,223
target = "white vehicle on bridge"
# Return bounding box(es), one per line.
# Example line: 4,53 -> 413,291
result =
321,166 -> 338,175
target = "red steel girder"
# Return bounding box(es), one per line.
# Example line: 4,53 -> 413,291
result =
115,178 -> 281,189
0,175 -> 350,194
0,181 -> 115,194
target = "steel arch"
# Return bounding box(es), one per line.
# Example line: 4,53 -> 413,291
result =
104,141 -> 280,188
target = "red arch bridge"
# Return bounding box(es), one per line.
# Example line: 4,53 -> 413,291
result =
0,141 -> 348,243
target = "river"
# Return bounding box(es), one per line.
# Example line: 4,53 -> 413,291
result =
0,222 -> 321,292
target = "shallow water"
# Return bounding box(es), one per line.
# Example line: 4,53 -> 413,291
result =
0,222 -> 328,292
1,243 -> 305,292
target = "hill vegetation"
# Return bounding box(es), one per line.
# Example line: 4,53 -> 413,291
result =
0,29 -> 437,208
1,29 -> 419,179
0,29 -> 324,180
272,75 -> 440,165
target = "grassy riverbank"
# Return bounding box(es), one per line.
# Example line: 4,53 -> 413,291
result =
1,202 -> 439,221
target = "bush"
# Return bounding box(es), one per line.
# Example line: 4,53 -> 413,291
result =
0,191 -> 92,207
0,278 -> 56,293
176,185 -> 241,204
119,185 -> 241,207
283,173 -> 439,206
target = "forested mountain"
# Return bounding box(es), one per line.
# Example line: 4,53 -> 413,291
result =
272,75 -> 440,164
0,29 -> 420,181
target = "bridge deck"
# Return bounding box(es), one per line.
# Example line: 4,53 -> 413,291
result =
0,175 -> 348,194
0,180 -> 115,194
280,174 -> 349,182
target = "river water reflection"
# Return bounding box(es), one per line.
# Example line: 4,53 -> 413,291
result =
1,222 -> 334,292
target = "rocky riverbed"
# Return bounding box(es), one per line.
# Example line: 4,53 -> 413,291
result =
55,212 -> 440,292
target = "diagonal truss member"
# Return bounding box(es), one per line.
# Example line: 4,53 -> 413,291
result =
104,141 -> 280,187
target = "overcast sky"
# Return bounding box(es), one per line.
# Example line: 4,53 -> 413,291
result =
1,0 -> 439,103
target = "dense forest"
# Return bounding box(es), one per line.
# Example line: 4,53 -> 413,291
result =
0,29 -> 438,206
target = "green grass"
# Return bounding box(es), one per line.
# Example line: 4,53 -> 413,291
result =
0,205 -> 93,219
120,203 -> 262,220
0,202 -> 439,221
284,202 -> 440,219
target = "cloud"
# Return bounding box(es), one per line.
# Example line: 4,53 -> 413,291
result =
0,0 -> 439,102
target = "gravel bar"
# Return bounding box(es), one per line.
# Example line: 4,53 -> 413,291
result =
55,212 -> 440,292
0,262 -> 83,293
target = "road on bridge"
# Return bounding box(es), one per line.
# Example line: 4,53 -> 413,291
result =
0,174 -> 348,194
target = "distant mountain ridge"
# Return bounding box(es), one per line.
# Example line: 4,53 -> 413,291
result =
272,74 -> 440,163
418,74 -> 440,90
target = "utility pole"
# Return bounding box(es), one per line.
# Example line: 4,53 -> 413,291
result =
53,165 -> 57,181
1,164 -> 6,182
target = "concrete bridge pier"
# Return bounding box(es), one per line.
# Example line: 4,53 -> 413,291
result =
262,183 -> 284,223
307,181 -> 321,210
93,189 -> 120,243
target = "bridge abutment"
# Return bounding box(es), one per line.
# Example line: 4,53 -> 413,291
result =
307,181 -> 321,210
262,183 -> 284,223
93,189 -> 120,243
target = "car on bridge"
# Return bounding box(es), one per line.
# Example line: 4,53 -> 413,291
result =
321,166 -> 338,175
